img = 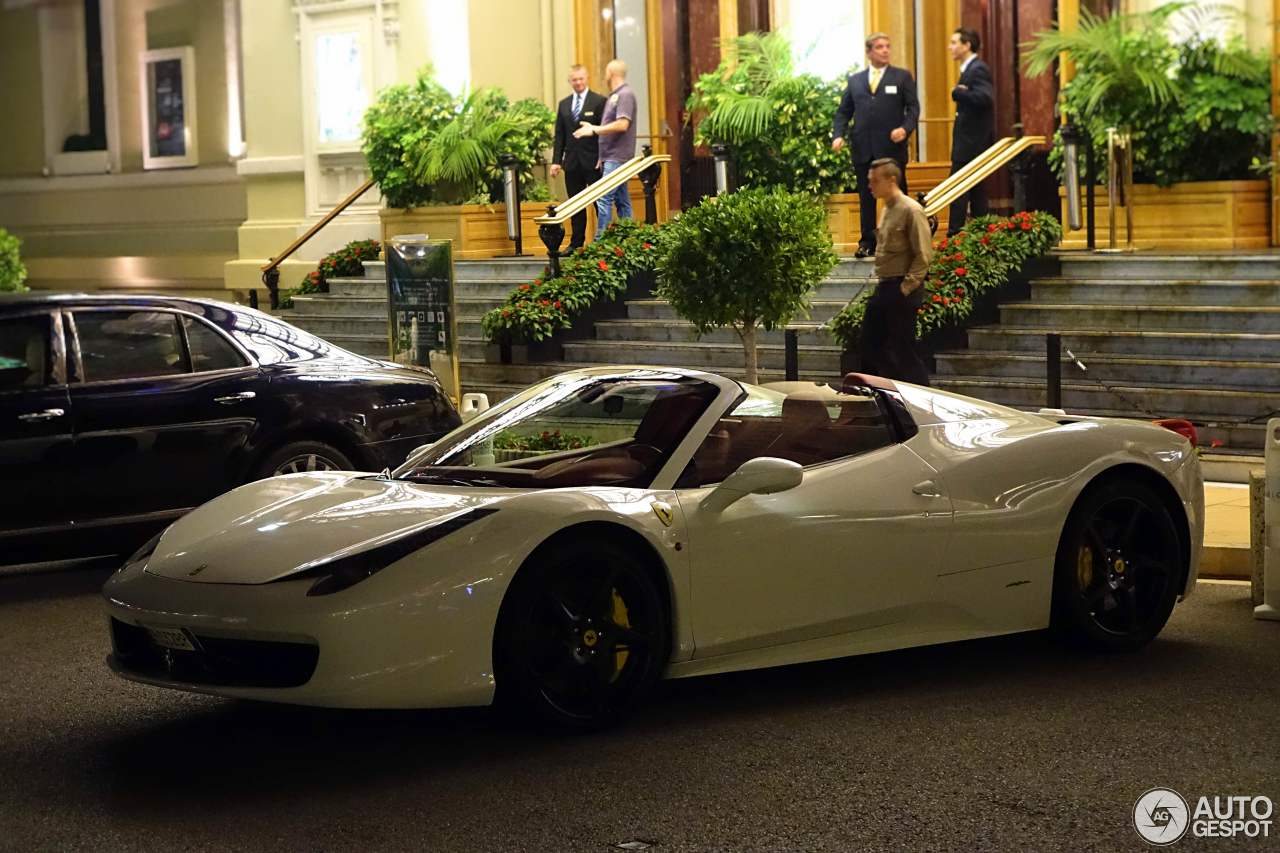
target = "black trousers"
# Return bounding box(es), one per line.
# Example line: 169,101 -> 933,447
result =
859,277 -> 930,386
563,165 -> 602,248
946,156 -> 988,236
855,158 -> 908,250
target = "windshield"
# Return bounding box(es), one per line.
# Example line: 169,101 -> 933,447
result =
394,370 -> 720,489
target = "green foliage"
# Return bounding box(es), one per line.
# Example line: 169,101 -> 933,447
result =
481,220 -> 662,343
362,70 -> 554,208
686,32 -> 855,196
828,211 -> 1061,350
280,239 -> 381,310
1025,4 -> 1274,186
0,228 -> 27,293
657,187 -> 838,382
361,69 -> 457,209
494,429 -> 596,452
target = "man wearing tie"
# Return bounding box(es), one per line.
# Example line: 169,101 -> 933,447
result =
831,33 -> 920,258
550,65 -> 607,250
947,27 -> 995,235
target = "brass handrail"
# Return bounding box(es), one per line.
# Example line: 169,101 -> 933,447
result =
535,152 -> 672,225
259,177 -> 377,308
924,136 -> 1046,217
924,137 -> 1016,204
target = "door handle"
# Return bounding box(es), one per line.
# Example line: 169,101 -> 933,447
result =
911,479 -> 944,498
18,408 -> 65,423
214,392 -> 256,405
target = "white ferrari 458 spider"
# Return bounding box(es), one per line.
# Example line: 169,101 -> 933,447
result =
104,367 -> 1202,727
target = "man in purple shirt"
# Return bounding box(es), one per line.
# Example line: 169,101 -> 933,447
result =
573,59 -> 637,236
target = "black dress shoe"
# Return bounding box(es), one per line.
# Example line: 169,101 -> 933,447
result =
854,245 -> 875,258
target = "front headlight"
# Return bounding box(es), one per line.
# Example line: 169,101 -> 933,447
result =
292,507 -> 497,597
119,529 -> 165,572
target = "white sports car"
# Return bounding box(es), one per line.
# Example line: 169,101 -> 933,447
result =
104,367 -> 1202,727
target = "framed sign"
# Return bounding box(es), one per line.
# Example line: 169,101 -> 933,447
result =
139,46 -> 197,169
386,236 -> 461,402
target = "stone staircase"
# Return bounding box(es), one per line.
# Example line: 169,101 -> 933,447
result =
933,253 -> 1280,453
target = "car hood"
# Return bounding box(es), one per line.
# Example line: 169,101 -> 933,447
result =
145,472 -> 508,585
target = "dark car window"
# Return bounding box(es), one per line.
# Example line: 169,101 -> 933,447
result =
0,315 -> 51,391
74,311 -> 188,383
679,385 -> 897,487
182,316 -> 248,372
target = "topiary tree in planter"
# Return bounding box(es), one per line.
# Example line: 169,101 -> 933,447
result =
0,228 -> 28,293
657,187 -> 837,383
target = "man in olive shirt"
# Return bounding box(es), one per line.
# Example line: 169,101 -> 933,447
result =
860,158 -> 932,386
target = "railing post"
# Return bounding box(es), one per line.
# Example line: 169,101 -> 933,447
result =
1046,333 -> 1061,409
784,329 -> 799,381
539,204 -> 565,278
499,154 -> 524,256
639,145 -> 663,225
262,267 -> 280,310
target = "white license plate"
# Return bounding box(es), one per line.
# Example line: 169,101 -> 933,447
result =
144,625 -> 196,652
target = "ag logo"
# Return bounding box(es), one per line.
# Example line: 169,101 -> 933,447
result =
186,563 -> 208,577
1134,787 -> 1190,846
651,501 -> 674,528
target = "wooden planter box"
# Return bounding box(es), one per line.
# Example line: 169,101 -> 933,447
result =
1059,180 -> 1270,250
380,204 -> 548,259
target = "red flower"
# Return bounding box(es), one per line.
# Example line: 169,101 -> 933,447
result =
554,300 -> 562,309
501,309 -> 511,318
519,284 -> 531,291
533,278 -> 543,285
1021,221 -> 1032,231
981,236 -> 990,245
955,232 -> 966,241
597,260 -> 609,271
943,298 -> 951,306
539,299 -> 550,306
955,287 -> 965,297
988,223 -> 999,233
955,267 -> 967,276
613,246 -> 625,257
932,294 -> 943,304
939,237 -> 949,249
953,252 -> 965,261
642,242 -> 654,250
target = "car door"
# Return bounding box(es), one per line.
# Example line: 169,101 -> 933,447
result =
65,307 -> 267,525
0,309 -> 76,555
675,387 -> 953,659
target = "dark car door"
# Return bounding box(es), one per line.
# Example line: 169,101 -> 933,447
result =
0,309 -> 76,557
65,307 -> 268,526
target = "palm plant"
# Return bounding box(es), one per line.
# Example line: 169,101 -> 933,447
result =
687,31 -> 797,145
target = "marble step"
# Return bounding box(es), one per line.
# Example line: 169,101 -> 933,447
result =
966,326 -> 1280,360
998,303 -> 1280,333
592,319 -> 834,346
625,299 -> 850,323
1055,254 -> 1280,280
287,295 -> 387,317
934,350 -> 1280,389
1029,278 -> 1280,306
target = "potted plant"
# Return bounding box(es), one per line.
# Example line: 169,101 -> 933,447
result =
0,228 -> 27,293
657,187 -> 838,383
364,70 -> 555,258
1023,3 -> 1273,249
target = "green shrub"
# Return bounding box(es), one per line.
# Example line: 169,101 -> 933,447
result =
482,220 -> 662,343
0,228 -> 26,293
828,211 -> 1061,350
362,69 -> 458,209
657,187 -> 838,383
686,32 -> 854,196
1024,4 -> 1273,186
281,239 -> 382,310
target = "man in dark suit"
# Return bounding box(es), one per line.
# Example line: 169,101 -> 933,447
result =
832,32 -> 920,258
947,27 -> 995,236
550,65 -> 607,249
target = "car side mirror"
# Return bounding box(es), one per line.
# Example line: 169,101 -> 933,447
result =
701,457 -> 803,513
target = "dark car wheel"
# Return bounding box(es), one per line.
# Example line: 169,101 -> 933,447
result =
1051,479 -> 1184,652
494,538 -> 669,730
253,441 -> 354,479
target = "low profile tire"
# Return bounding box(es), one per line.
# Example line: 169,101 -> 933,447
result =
253,440 -> 353,479
1051,479 -> 1184,652
494,538 -> 670,730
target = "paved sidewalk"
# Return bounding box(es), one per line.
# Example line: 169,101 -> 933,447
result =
1203,481 -> 1253,578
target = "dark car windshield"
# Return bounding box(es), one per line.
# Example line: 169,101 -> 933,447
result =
395,371 -> 720,489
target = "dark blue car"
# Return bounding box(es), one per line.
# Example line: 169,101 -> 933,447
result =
0,294 -> 461,566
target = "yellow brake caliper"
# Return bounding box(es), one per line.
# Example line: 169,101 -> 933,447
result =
611,589 -> 631,680
1077,544 -> 1095,592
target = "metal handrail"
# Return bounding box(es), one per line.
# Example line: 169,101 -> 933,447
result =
535,152 -> 671,225
259,177 -> 377,309
923,137 -> 1016,204
923,136 -> 1046,217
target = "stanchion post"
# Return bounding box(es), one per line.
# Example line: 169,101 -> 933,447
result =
1256,418 -> 1280,620
499,154 -> 524,256
784,329 -> 798,381
1046,333 -> 1061,409
712,143 -> 731,195
539,205 -> 565,278
638,145 -> 663,225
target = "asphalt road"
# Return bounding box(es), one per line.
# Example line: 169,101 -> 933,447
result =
0,569 -> 1276,853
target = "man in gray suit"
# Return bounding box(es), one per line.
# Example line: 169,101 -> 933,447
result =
831,33 -> 920,257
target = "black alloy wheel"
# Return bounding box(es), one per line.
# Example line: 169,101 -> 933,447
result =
1052,479 -> 1184,652
494,538 -> 669,729
253,440 -> 353,480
